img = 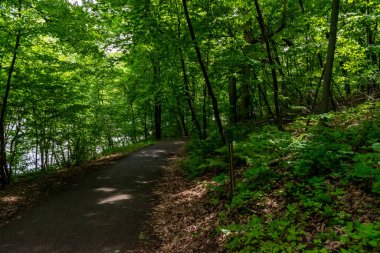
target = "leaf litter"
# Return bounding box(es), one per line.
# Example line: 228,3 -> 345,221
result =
142,149 -> 225,253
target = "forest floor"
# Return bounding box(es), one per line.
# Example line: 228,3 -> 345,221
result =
143,148 -> 225,253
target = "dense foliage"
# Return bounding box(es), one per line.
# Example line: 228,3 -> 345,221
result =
0,0 -> 379,180
185,102 -> 379,252
0,0 -> 379,250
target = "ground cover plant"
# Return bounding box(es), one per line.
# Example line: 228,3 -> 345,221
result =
185,102 -> 380,252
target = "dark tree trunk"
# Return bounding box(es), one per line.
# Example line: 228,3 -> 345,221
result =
170,80 -> 189,137
202,84 -> 208,139
339,61 -> 351,96
178,108 -> 188,136
299,0 -> 304,14
153,61 -> 162,141
0,0 -> 21,186
228,76 -> 238,125
254,0 -> 283,129
144,102 -> 148,141
240,65 -> 251,121
175,10 -> 204,139
271,40 -> 287,95
258,83 -> 276,119
154,101 -> 161,141
130,103 -> 137,143
179,48 -> 204,139
182,0 -> 225,143
321,0 -> 340,113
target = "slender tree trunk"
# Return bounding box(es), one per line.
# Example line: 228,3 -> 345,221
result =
178,108 -> 188,136
202,84 -> 208,139
144,102 -> 148,141
175,4 -> 203,139
179,48 -> 204,139
181,0 -> 225,143
130,103 -> 137,143
339,61 -> 351,96
321,0 -> 340,113
299,0 -> 304,14
254,0 -> 283,129
0,0 -> 21,186
154,101 -> 162,140
258,83 -> 276,119
9,116 -> 22,167
152,60 -> 162,141
240,65 -> 251,121
271,40 -> 287,95
40,126 -> 45,171
228,76 -> 238,125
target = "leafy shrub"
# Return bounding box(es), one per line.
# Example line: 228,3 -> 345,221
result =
185,133 -> 225,177
293,126 -> 353,177
233,125 -> 292,166
351,142 -> 380,195
340,221 -> 380,251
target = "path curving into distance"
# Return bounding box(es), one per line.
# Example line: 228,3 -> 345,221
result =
0,140 -> 185,253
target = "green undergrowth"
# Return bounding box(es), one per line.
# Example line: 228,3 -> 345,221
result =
185,102 -> 380,252
97,140 -> 154,157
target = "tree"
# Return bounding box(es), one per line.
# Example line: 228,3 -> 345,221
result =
321,0 -> 340,113
253,0 -> 284,129
0,0 -> 22,186
181,0 -> 225,143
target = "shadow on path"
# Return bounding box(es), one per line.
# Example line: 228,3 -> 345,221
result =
0,140 -> 185,253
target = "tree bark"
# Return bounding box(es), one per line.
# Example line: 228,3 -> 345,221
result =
0,0 -> 21,186
181,0 -> 225,143
179,48 -> 204,139
154,101 -> 162,140
321,0 -> 340,113
144,102 -> 148,141
299,0 -> 305,14
240,65 -> 251,121
228,76 -> 238,125
175,7 -> 203,139
254,0 -> 283,129
153,60 -> 162,141
202,84 -> 208,139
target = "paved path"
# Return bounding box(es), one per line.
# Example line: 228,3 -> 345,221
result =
0,140 -> 185,253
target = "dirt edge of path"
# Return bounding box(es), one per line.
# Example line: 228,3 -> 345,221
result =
141,148 -> 226,253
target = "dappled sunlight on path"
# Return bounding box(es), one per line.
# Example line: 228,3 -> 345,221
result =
0,140 -> 185,253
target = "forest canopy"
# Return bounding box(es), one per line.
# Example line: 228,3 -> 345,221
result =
0,0 -> 379,186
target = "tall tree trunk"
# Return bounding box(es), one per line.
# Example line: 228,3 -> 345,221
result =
179,48 -> 204,139
131,103 -> 137,143
0,0 -> 21,186
175,3 -> 203,139
144,102 -> 148,141
254,0 -> 283,129
321,0 -> 340,113
339,61 -> 351,96
170,79 -> 189,137
202,84 -> 208,139
271,40 -> 287,95
240,65 -> 251,121
178,107 -> 188,136
9,114 -> 22,167
228,76 -> 238,125
153,61 -> 162,141
299,0 -> 305,14
181,0 -> 225,143
154,101 -> 162,140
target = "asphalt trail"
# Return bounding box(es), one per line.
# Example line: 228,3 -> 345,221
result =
0,140 -> 185,253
